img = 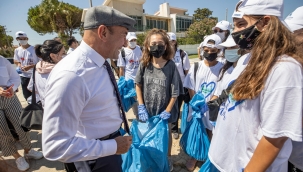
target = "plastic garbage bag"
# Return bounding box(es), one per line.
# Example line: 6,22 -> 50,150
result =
122,116 -> 169,172
181,102 -> 189,134
117,76 -> 137,112
180,93 -> 210,161
199,157 -> 220,172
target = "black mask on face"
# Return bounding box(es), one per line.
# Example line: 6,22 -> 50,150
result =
203,51 -> 217,61
232,20 -> 262,49
149,45 -> 166,58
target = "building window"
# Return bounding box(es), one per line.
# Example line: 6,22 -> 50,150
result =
176,17 -> 192,32
146,18 -> 168,31
129,15 -> 143,31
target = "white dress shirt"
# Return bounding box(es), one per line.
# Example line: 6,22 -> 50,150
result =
0,56 -> 20,91
66,47 -> 75,55
42,41 -> 123,163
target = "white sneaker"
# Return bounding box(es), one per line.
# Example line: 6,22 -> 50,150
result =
16,157 -> 30,171
24,149 -> 43,160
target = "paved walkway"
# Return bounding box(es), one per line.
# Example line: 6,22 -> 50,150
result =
1,58 -> 204,172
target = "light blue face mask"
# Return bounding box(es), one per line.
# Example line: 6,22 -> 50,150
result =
225,49 -> 240,62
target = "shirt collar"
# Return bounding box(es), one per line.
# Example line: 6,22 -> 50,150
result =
79,41 -> 105,67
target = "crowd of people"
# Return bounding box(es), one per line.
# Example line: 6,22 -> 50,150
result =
0,0 -> 303,171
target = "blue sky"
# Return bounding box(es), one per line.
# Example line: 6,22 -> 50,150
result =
1,0 -> 302,46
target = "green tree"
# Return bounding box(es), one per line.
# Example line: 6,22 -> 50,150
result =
193,8 -> 213,22
27,0 -> 82,44
186,18 -> 217,44
0,25 -> 13,48
186,8 -> 218,44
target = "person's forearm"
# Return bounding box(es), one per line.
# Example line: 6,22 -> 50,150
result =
15,62 -> 21,67
210,95 -> 218,101
244,136 -> 288,172
119,67 -> 124,77
28,64 -> 35,69
165,97 -> 177,113
184,70 -> 189,75
136,84 -> 144,105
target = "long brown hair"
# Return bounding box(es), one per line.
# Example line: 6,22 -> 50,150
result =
232,16 -> 303,100
141,29 -> 173,67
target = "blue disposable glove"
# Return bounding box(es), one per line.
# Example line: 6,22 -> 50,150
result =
138,104 -> 149,122
159,110 -> 171,120
16,67 -> 22,74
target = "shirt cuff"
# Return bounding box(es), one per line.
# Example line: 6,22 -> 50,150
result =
99,139 -> 117,157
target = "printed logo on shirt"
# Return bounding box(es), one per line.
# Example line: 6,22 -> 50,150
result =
127,59 -> 140,69
198,82 -> 216,99
219,80 -> 244,120
173,55 -> 181,63
145,76 -> 166,113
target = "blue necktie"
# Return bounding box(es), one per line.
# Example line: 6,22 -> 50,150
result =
104,60 -> 130,134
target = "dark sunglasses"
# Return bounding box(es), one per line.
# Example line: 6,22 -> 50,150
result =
213,29 -> 224,33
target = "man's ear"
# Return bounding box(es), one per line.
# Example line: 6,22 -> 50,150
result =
97,25 -> 108,41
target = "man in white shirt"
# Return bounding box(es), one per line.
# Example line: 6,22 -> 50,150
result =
13,31 -> 39,100
66,37 -> 78,55
42,6 -> 135,172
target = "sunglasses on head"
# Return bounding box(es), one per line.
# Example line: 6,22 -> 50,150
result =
213,29 -> 224,33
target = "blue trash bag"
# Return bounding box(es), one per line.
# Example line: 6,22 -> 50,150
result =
117,76 -> 137,112
180,93 -> 210,161
122,115 -> 169,172
199,157 -> 220,172
181,102 -> 189,134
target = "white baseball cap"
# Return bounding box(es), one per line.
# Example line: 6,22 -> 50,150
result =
284,6 -> 303,32
126,32 -> 137,41
167,32 -> 177,41
212,20 -> 231,31
202,34 -> 223,49
15,31 -> 27,38
232,0 -> 291,31
219,36 -> 237,48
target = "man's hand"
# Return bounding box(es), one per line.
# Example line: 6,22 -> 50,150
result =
114,136 -> 132,154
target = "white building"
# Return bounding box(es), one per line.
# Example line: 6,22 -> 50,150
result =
102,0 -> 193,37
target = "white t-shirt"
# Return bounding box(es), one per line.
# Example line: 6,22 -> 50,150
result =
183,60 -> 223,130
27,71 -> 50,107
214,53 -> 250,97
173,49 -> 191,83
209,55 -> 303,172
214,66 -> 234,97
13,46 -> 40,78
117,46 -> 142,81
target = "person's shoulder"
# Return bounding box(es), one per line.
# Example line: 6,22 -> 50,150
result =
15,46 -> 23,51
273,55 -> 302,74
27,45 -> 35,51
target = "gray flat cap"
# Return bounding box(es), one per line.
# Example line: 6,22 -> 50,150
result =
84,5 -> 136,32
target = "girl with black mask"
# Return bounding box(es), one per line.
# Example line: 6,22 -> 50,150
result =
182,34 -> 224,171
135,29 -> 184,171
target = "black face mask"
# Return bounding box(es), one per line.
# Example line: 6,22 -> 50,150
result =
150,45 -> 166,58
232,23 -> 261,50
203,51 -> 217,61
